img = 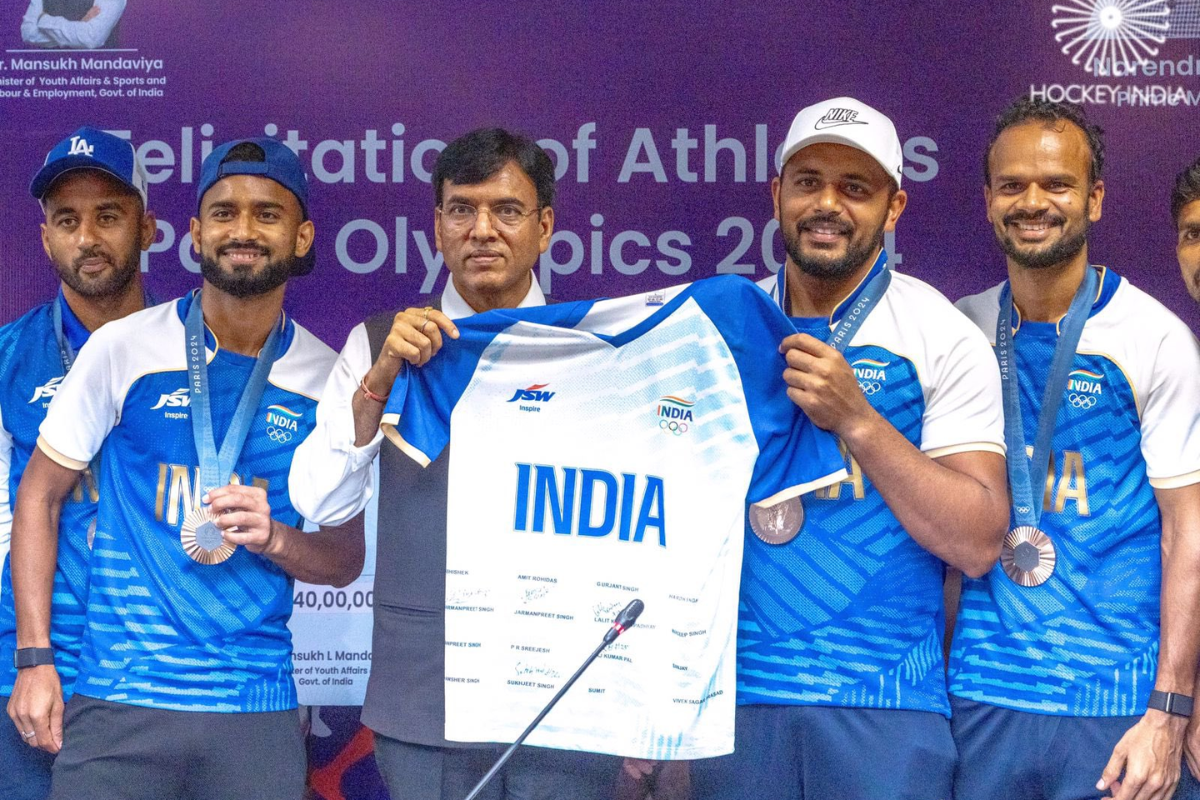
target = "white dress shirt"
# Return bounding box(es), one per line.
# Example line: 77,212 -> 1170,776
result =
289,274 -> 545,525
22,0 -> 127,49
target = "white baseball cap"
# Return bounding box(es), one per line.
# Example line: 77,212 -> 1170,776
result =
778,97 -> 904,187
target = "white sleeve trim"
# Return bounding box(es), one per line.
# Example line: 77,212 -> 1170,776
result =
37,435 -> 87,471
1149,470 -> 1200,490
379,414 -> 431,468
925,441 -> 1007,459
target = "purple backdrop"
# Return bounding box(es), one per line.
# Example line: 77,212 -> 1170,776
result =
3,3 -> 1199,798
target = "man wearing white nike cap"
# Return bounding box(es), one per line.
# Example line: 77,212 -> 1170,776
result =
692,96 -> 1009,799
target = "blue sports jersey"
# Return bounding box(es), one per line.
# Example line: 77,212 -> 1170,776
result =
380,275 -> 847,759
950,269 -> 1200,716
37,293 -> 335,713
0,294 -> 94,698
741,256 -> 1005,716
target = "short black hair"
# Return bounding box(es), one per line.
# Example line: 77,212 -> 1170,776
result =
434,128 -> 555,209
1171,156 -> 1200,227
983,97 -> 1105,186
223,141 -> 266,164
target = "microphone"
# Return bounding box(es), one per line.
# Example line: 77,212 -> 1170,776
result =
463,599 -> 645,800
603,598 -> 644,643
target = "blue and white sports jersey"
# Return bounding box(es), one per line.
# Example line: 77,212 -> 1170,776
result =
745,256 -> 1005,716
37,293 -> 335,713
380,275 -> 846,759
949,269 -> 1200,716
0,294 -> 94,698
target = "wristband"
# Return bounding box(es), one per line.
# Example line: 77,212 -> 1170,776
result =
13,647 -> 54,669
1148,690 -> 1193,717
359,376 -> 387,404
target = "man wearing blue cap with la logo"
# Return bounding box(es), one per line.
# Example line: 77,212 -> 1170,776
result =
0,125 -> 155,800
8,137 -> 364,800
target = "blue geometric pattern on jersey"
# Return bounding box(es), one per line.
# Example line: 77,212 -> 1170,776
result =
736,309 -> 951,716
0,299 -> 95,698
75,295 -> 316,712
384,275 -> 845,506
949,314 -> 1158,716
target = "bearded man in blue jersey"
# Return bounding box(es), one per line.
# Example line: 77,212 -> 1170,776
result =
8,137 -> 365,800
950,98 -> 1200,800
0,126 -> 155,800
692,96 -> 1010,800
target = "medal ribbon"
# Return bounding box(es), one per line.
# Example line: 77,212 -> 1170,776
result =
776,252 -> 892,352
995,266 -> 1098,529
185,290 -> 282,495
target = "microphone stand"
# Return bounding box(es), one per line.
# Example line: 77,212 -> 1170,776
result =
462,599 -> 644,800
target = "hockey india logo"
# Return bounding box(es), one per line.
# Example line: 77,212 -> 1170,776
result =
851,358 -> 889,396
265,404 -> 301,443
1066,368 -> 1104,410
655,395 -> 694,435
1051,0 -> 1169,74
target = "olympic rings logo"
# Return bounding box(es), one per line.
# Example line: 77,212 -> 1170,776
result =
1067,393 -> 1098,410
858,381 -> 882,395
659,419 -> 689,435
267,426 -> 294,443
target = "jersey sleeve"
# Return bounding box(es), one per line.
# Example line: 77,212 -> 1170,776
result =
918,314 -> 1006,458
37,323 -> 121,470
1140,323 -> 1200,488
378,324 -> 496,468
697,276 -> 848,506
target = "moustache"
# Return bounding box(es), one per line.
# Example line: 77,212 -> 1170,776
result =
72,247 -> 112,270
216,241 -> 271,257
796,215 -> 853,236
1002,210 -> 1067,227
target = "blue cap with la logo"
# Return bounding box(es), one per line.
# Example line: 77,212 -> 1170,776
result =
30,125 -> 148,205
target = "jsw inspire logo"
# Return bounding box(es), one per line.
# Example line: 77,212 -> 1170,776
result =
507,383 -> 555,403
151,388 -> 190,409
28,376 -> 64,404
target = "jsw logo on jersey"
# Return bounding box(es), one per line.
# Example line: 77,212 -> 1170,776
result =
1067,369 -> 1104,395
151,388 -> 191,409
507,383 -> 555,403
28,376 -> 65,404
513,463 -> 666,546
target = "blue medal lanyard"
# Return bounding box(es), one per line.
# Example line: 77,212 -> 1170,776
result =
995,266 -> 1098,528
776,257 -> 893,353
185,291 -> 283,496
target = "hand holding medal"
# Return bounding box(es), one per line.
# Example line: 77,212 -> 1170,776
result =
184,484 -> 278,563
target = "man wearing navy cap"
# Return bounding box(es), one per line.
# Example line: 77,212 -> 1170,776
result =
0,125 -> 155,800
8,137 -> 364,800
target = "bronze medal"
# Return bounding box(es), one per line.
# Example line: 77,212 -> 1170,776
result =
180,506 -> 237,565
1000,525 -> 1056,587
749,496 -> 805,545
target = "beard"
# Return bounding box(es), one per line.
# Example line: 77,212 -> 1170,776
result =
996,209 -> 1090,270
782,213 -> 885,280
199,241 -> 295,299
56,244 -> 140,299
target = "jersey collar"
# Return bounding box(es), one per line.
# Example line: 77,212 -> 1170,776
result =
1006,265 -> 1121,335
56,289 -> 91,351
174,290 -> 294,356
441,272 -> 545,319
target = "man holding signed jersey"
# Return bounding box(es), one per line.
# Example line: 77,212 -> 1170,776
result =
8,137 -> 364,800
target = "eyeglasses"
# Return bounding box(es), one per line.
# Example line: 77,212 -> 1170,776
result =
439,202 -> 541,230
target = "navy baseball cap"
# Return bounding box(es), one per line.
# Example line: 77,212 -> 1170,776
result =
196,138 -> 314,276
197,138 -> 309,215
30,126 -> 148,205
